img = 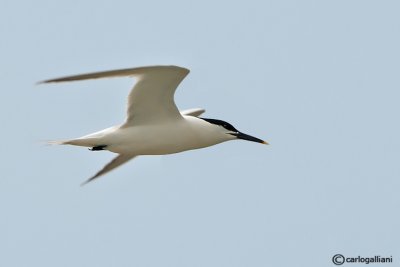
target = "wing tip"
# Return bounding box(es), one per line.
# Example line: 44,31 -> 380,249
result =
181,108 -> 206,117
80,168 -> 104,186
36,80 -> 49,85
80,177 -> 95,187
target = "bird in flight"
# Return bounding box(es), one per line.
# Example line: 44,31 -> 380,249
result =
40,65 -> 268,185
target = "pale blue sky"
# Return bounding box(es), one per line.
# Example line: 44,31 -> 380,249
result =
1,0 -> 399,266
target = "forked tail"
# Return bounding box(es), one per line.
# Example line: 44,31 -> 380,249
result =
47,138 -> 100,148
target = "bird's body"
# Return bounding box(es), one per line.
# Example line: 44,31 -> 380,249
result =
63,115 -> 232,155
41,65 -> 267,184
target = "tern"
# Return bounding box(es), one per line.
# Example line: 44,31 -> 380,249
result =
41,65 -> 268,185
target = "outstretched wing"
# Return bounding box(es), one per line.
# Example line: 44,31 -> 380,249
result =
40,65 -> 190,126
81,154 -> 136,186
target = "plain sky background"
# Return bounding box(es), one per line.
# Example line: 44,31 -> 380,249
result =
1,0 -> 399,266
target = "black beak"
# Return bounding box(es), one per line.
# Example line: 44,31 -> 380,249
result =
231,132 -> 269,145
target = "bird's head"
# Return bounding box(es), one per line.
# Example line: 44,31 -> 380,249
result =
200,118 -> 268,145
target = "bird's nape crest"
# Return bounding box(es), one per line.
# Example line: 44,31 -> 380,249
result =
200,118 -> 238,132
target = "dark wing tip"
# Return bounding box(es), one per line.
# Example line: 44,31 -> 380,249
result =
80,176 -> 96,187
36,80 -> 48,85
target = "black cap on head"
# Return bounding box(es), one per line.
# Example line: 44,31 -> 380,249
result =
200,118 -> 238,132
201,118 -> 268,145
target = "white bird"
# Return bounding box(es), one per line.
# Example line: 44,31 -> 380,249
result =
40,65 -> 268,185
